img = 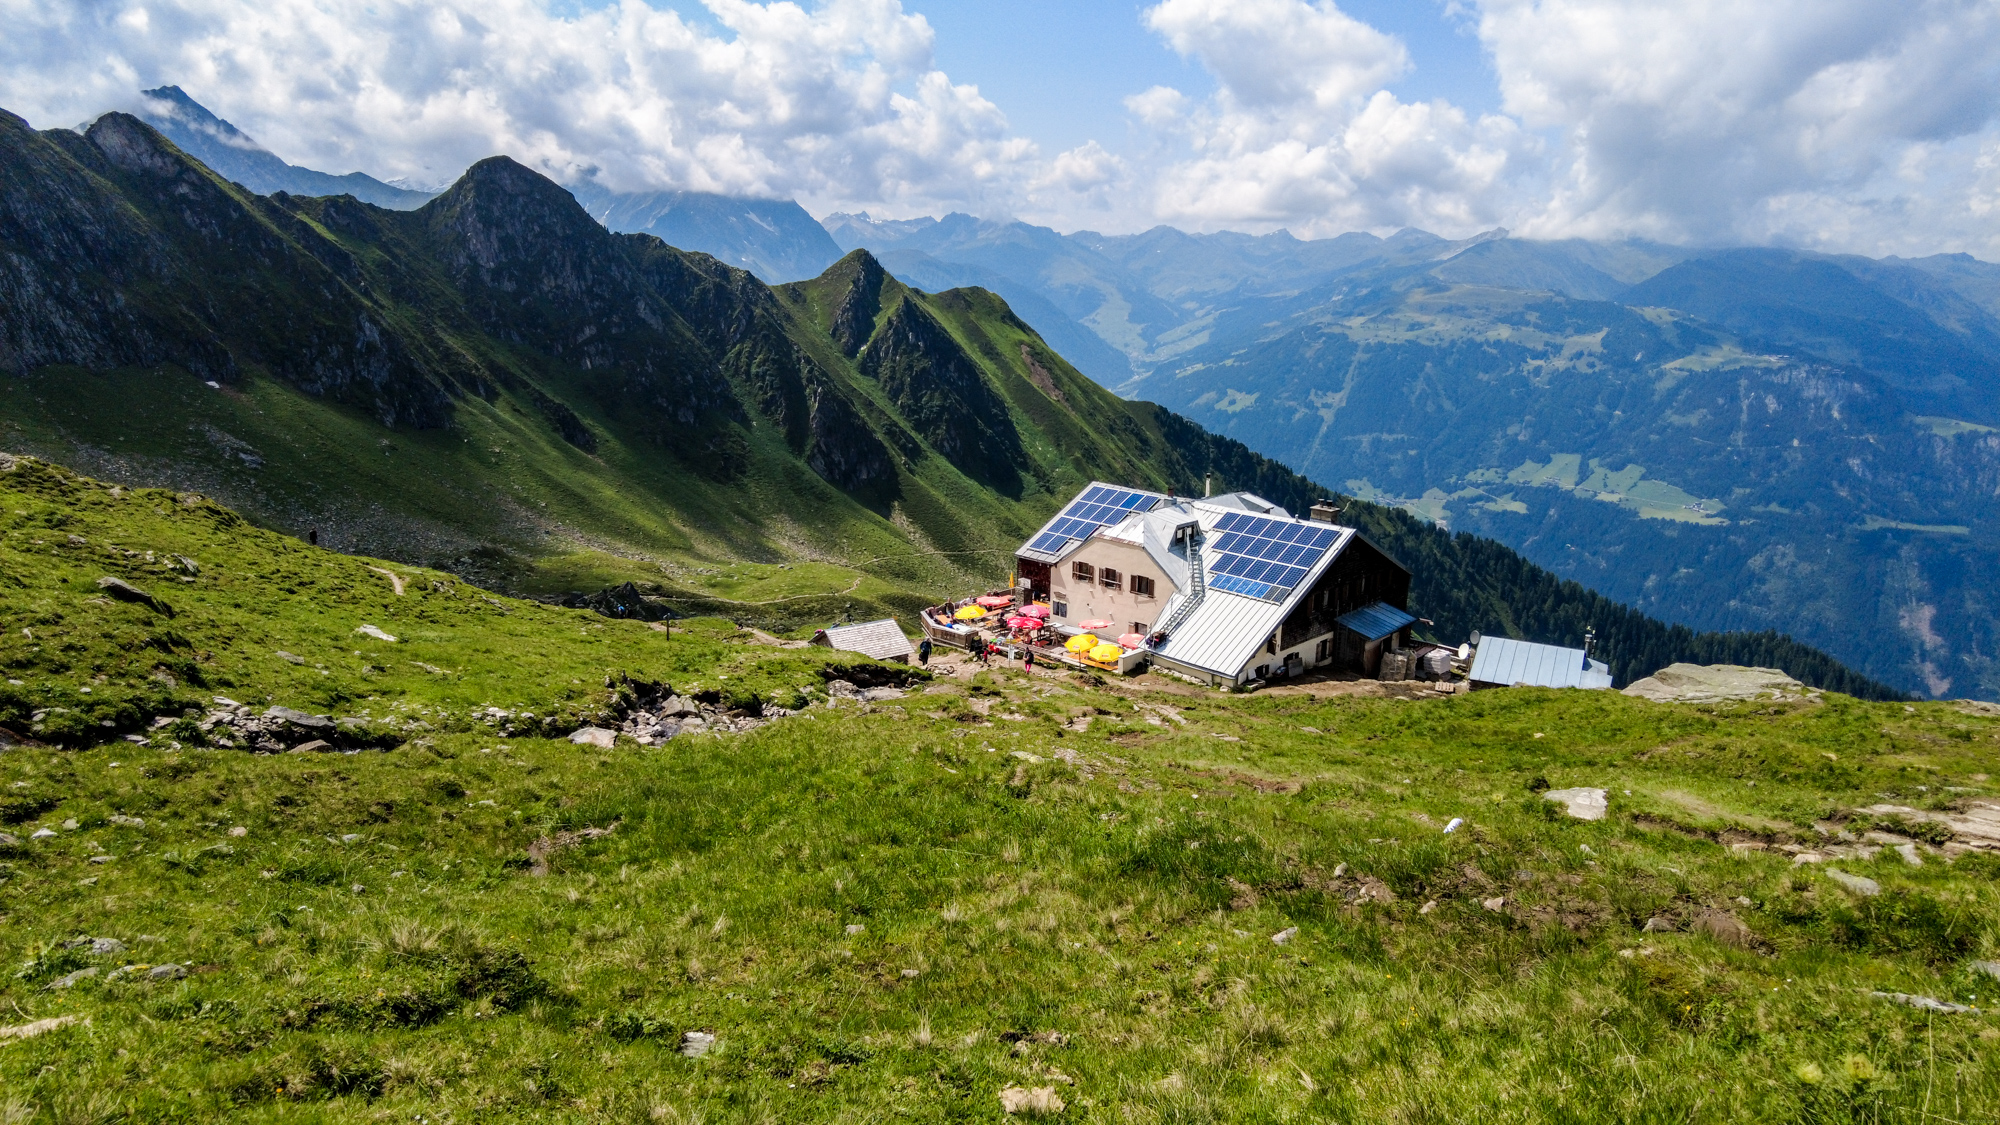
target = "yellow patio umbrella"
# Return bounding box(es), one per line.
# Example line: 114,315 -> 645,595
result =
1087,642 -> 1124,663
953,604 -> 987,621
1064,633 -> 1098,653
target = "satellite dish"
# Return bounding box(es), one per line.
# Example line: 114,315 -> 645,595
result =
1470,631 -> 1482,645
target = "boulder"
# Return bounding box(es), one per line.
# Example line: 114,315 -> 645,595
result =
1691,910 -> 1755,947
94,576 -> 171,615
264,706 -> 335,733
568,727 -> 617,749
679,1030 -> 717,1058
288,740 -> 333,754
1826,869 -> 1881,896
1542,787 -> 1608,820
1622,664 -> 1813,704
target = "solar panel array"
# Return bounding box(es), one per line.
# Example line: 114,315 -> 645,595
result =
1206,511 -> 1341,601
1025,485 -> 1161,556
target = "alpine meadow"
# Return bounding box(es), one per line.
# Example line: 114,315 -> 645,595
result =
4,6 -> 2000,1120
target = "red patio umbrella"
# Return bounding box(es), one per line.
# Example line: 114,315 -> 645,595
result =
1005,615 -> 1040,630
1117,632 -> 1146,649
1078,618 -> 1114,630
1018,604 -> 1051,618
976,595 -> 1015,608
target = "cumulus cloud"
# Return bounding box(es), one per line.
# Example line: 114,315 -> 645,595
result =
1475,0 -> 2000,254
0,0 -> 1037,214
1126,0 -> 1525,235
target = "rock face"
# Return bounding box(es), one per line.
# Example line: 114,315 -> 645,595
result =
1856,801 -> 2000,852
1622,664 -> 1817,704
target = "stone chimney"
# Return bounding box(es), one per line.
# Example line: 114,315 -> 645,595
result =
1309,500 -> 1342,523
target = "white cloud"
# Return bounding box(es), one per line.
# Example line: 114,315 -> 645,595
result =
1474,0 -> 2000,254
0,0 -> 1037,214
1126,0 -> 1524,235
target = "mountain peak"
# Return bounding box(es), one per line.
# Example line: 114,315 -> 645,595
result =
826,249 -> 889,356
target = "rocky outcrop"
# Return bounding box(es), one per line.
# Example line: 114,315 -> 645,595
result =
860,299 -> 1024,490
827,250 -> 886,356
1622,664 -> 1818,704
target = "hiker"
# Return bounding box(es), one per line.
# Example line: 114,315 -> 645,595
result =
917,637 -> 932,667
1024,647 -> 1035,674
308,527 -> 319,546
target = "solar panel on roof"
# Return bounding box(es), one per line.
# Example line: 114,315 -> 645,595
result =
1204,515 -> 1343,602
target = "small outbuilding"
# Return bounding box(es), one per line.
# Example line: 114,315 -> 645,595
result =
1467,636 -> 1613,690
811,618 -> 913,663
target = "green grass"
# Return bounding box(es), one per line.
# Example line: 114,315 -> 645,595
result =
3,455 -> 1999,1123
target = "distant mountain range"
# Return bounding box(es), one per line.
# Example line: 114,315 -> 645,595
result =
134,86 -> 437,210
821,210 -> 2000,701
0,103 -> 1896,700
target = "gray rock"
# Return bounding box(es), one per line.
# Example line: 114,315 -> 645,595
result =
1622,664 -> 1813,704
90,937 -> 125,955
62,818 -> 77,830
860,687 -> 906,702
1642,916 -> 1677,933
0,833 -> 18,846
95,575 -> 170,614
568,727 -> 617,749
680,1030 -> 717,1058
1970,960 -> 2000,982
340,833 -> 361,843
45,967 -> 98,990
87,855 -> 112,864
1691,910 -> 1754,948
265,706 -> 333,731
289,740 -> 333,753
1271,926 -> 1299,945
845,923 -> 866,935
825,679 -> 861,699
354,624 -> 398,643
1543,787 -> 1608,820
1873,991 -> 1976,1013
1895,842 -> 1923,867
147,963 -> 187,981
30,828 -> 56,840
1826,869 -> 1881,896
108,815 -> 144,827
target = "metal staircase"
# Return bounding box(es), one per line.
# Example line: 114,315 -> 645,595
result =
1153,527 -> 1206,641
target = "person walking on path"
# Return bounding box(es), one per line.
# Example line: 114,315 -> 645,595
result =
917,637 -> 932,667
1023,647 -> 1035,674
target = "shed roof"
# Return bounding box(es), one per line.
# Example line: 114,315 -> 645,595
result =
1468,636 -> 1613,689
1336,602 -> 1416,641
816,619 -> 913,661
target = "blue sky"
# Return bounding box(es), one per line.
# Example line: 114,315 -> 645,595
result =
6,0 -> 2000,255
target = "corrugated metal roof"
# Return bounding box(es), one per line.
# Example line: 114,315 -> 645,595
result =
1468,636 -> 1614,689
817,619 -> 913,661
1336,602 -> 1416,641
1151,513 -> 1358,677
1151,590 -> 1289,676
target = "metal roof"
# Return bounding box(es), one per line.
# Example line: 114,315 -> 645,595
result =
816,619 -> 913,661
1468,636 -> 1613,689
1149,505 -> 1359,678
1336,602 -> 1416,641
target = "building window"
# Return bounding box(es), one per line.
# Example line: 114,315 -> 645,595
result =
1315,638 -> 1332,663
1132,575 -> 1155,598
1100,567 -> 1121,591
1053,598 -> 1068,616
1071,561 -> 1094,583
1267,633 -> 1278,655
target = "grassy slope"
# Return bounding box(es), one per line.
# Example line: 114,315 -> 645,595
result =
3,463 -> 1999,1123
